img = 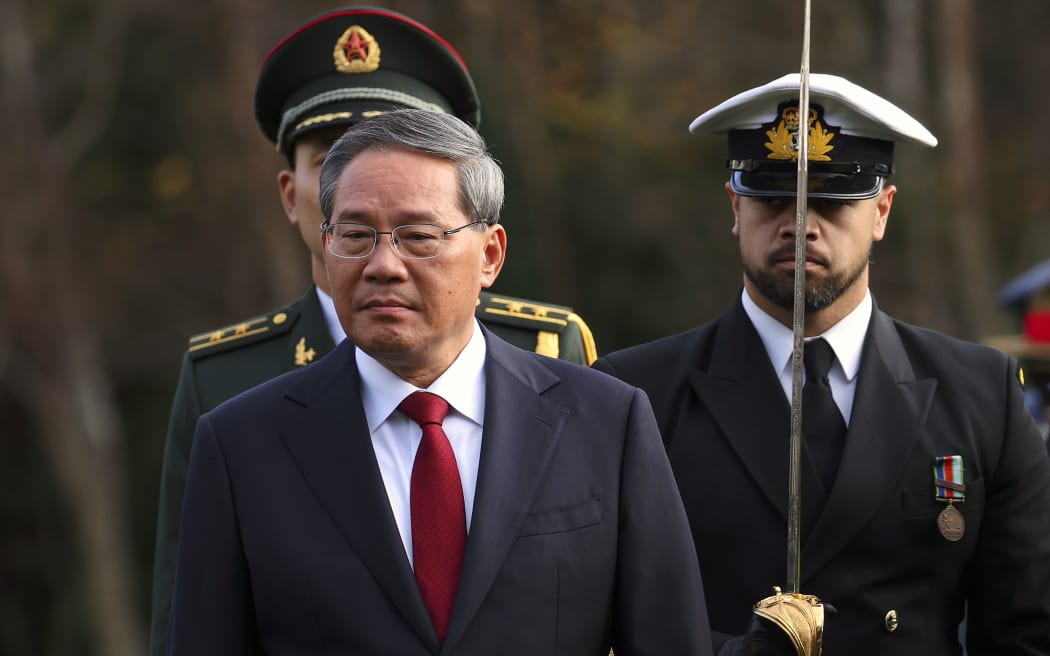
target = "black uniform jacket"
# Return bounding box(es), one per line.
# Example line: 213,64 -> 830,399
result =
148,287 -> 596,656
167,328 -> 711,655
594,297 -> 1050,656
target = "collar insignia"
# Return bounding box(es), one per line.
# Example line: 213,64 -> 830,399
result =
294,337 -> 317,367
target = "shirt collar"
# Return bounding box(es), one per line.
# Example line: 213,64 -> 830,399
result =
741,288 -> 871,382
356,320 -> 488,432
314,286 -> 347,345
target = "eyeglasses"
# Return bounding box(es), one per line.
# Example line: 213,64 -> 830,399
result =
321,220 -> 489,260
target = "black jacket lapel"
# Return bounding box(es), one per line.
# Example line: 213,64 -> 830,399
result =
688,300 -> 825,533
802,308 -> 937,579
277,341 -> 438,649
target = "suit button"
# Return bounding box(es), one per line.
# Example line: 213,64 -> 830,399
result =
884,609 -> 899,632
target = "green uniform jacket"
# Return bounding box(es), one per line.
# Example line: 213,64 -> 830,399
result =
148,287 -> 595,656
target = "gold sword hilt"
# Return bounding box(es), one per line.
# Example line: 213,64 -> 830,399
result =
753,587 -> 826,656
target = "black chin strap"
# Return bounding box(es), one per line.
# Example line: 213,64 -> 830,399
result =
728,158 -> 893,177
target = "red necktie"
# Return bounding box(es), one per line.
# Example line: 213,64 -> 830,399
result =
399,391 -> 465,643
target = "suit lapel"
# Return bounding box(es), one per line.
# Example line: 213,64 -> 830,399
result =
801,308 -> 936,579
442,331 -> 568,653
687,300 -> 826,533
277,341 -> 437,649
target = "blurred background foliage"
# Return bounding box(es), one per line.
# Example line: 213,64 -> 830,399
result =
2,0 -> 1049,653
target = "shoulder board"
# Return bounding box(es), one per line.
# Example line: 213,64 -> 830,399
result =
477,293 -> 573,333
186,306 -> 300,360
477,293 -> 598,364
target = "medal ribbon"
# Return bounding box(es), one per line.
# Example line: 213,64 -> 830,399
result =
933,455 -> 965,502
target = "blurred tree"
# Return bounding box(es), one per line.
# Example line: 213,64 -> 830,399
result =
0,0 -> 144,654
936,0 -> 993,338
879,0 -> 948,330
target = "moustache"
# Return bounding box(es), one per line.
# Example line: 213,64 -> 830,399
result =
767,244 -> 829,268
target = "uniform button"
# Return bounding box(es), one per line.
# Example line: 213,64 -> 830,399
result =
884,609 -> 898,632
273,313 -> 288,325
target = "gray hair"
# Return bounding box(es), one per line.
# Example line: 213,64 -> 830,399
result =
319,109 -> 504,227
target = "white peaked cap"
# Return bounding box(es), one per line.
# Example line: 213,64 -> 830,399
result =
689,73 -> 937,147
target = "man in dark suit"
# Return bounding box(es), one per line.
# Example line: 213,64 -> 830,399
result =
594,73 -> 1050,656
149,9 -> 597,654
167,108 -> 711,655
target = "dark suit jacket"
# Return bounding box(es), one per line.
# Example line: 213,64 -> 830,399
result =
149,288 -> 597,656
167,329 -> 711,655
594,298 -> 1050,656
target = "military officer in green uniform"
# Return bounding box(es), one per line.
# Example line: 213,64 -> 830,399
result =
148,9 -> 595,655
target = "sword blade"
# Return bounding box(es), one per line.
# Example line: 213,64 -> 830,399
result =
786,0 -> 812,595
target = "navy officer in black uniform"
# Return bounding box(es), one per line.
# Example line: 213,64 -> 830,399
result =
148,9 -> 595,655
594,73 -> 1050,655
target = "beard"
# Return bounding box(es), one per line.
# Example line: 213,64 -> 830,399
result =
742,244 -> 869,313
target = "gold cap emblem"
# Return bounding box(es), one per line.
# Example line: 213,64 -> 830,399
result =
766,105 -> 835,162
333,25 -> 381,74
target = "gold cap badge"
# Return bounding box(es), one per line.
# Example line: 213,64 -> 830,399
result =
766,105 -> 835,162
333,25 -> 381,74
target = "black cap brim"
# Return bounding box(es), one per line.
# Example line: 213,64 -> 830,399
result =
730,170 -> 885,200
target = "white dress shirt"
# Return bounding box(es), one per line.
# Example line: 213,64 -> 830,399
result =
741,288 -> 871,425
355,320 -> 487,566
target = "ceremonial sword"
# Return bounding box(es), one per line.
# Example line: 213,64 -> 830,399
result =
750,1 -> 829,653
786,0 -> 812,596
